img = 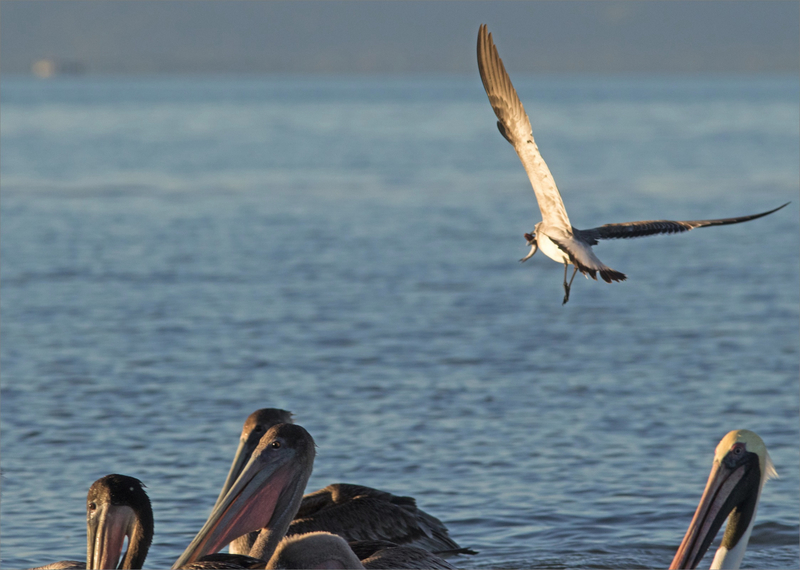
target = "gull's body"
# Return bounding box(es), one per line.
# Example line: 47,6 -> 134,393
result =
477,24 -> 788,304
670,430 -> 777,569
217,409 -> 473,557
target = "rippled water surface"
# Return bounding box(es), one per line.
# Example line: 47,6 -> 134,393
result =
2,76 -> 798,569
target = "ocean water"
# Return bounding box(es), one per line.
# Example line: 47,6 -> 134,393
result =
1,75 -> 798,569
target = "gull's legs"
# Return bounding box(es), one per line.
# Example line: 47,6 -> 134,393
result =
562,264 -> 578,305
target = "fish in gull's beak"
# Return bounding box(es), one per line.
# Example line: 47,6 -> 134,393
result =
520,233 -> 538,262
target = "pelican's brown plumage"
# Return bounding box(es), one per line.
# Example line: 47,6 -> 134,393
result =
174,423 -> 455,570
173,423 -> 317,568
266,532 -> 457,570
290,484 -> 472,555
27,474 -> 265,570
217,409 -> 474,557
28,474 -> 153,570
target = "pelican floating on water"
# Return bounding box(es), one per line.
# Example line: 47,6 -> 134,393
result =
216,409 -> 474,557
173,423 -> 317,568
29,474 -> 153,570
174,423 -> 454,570
29,474 -> 264,570
477,24 -> 789,304
670,429 -> 777,569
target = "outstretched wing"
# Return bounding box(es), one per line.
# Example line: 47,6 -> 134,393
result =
577,203 -> 789,245
477,24 -> 572,231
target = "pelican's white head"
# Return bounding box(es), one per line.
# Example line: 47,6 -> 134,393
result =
670,429 -> 776,570
714,430 -> 777,484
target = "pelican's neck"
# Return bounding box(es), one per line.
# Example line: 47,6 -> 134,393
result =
248,472 -> 311,561
709,519 -> 754,570
248,501 -> 299,561
709,475 -> 765,570
120,507 -> 153,569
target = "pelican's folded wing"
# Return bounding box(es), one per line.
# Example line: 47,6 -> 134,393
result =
360,545 -> 458,570
290,484 -> 471,555
477,25 -> 571,230
289,496 -> 435,548
578,203 -> 789,245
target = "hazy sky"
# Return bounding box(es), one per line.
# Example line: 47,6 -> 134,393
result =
2,1 -> 798,75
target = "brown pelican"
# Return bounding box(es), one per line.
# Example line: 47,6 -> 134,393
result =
670,430 -> 777,569
216,409 -> 474,557
266,532 -> 456,570
28,474 -> 264,570
173,424 -> 455,570
477,24 -> 789,304
29,474 -> 153,570
173,423 -> 316,568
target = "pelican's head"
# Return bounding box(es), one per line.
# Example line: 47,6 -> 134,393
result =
173,423 -> 316,569
213,408 -> 295,510
714,430 -> 776,485
670,430 -> 776,570
86,474 -> 153,570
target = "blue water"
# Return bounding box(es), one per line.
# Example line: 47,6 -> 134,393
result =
1,76 -> 798,569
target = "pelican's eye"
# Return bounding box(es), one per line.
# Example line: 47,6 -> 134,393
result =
270,441 -> 281,449
732,443 -> 745,455
88,502 -> 97,511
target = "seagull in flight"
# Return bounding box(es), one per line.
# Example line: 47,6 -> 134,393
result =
477,24 -> 789,305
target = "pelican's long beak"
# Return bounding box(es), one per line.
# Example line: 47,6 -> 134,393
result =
172,451 -> 297,568
669,433 -> 768,570
86,504 -> 136,570
213,437 -> 251,511
214,409 -> 295,512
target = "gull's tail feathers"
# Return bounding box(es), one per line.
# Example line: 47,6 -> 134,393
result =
549,234 -> 627,283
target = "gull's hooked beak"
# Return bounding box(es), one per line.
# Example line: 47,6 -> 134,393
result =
520,233 -> 538,262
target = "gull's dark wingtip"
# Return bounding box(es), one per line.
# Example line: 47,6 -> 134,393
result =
760,201 -> 790,216
713,201 -> 792,226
